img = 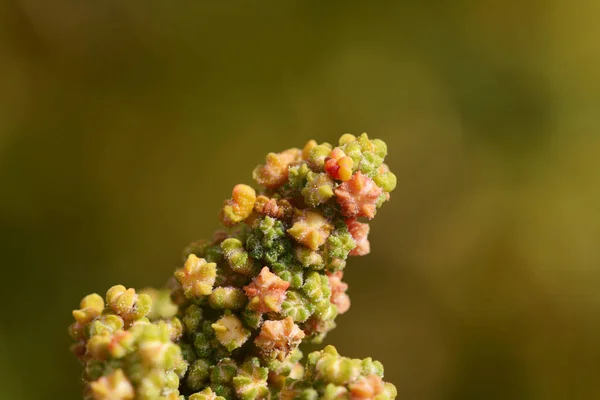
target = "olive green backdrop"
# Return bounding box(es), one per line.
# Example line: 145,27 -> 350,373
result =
1,1 -> 599,399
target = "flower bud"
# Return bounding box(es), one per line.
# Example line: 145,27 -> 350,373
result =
174,255 -> 217,298
220,184 -> 256,226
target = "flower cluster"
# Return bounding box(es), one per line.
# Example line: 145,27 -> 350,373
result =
70,133 -> 397,399
68,287 -> 187,399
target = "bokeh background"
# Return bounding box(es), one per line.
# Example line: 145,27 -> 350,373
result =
1,1 -> 599,399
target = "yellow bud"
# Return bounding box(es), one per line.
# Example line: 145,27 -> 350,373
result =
302,140 -> 318,160
338,133 -> 356,146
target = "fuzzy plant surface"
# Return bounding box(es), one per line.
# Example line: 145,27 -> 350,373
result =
69,133 -> 398,400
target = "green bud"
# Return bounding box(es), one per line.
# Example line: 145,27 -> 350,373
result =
287,163 -> 311,191
257,216 -> 286,247
371,138 -> 388,158
186,359 -> 212,390
140,288 -> 178,320
183,304 -> 203,333
361,357 -> 384,377
342,141 -> 362,169
233,357 -> 269,400
324,226 -> 355,270
359,151 -> 384,177
211,358 -> 238,384
179,342 -> 197,364
270,261 -> 304,289
267,348 -> 304,377
383,382 -> 398,399
307,346 -> 361,386
338,133 -> 357,146
322,383 -> 348,399
189,387 -> 226,400
221,238 -> 255,276
88,314 -> 124,338
373,171 -> 397,192
308,144 -> 332,171
211,384 -> 235,399
193,332 -> 212,358
136,369 -> 167,400
163,317 -> 184,341
204,245 -> 224,263
83,359 -> 106,381
209,286 -> 247,310
241,308 -> 263,330
295,246 -> 325,270
281,291 -> 315,323
314,302 -> 338,322
302,172 -> 334,207
376,192 -> 388,208
302,272 -> 331,307
297,388 -> 319,400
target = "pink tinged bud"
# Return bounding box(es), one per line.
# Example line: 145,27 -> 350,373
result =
244,267 -> 290,313
90,369 -> 135,400
349,374 -> 385,400
255,317 -> 305,361
334,172 -> 382,219
345,219 -> 371,256
108,330 -> 134,359
327,272 -> 350,315
253,148 -> 301,189
378,163 -> 390,174
254,195 -> 294,220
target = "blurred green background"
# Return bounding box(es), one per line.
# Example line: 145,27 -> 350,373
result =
1,1 -> 599,399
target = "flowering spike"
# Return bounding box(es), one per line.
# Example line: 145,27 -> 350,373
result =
69,133 -> 398,399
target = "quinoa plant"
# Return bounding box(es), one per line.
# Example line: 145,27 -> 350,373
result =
69,133 -> 398,399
